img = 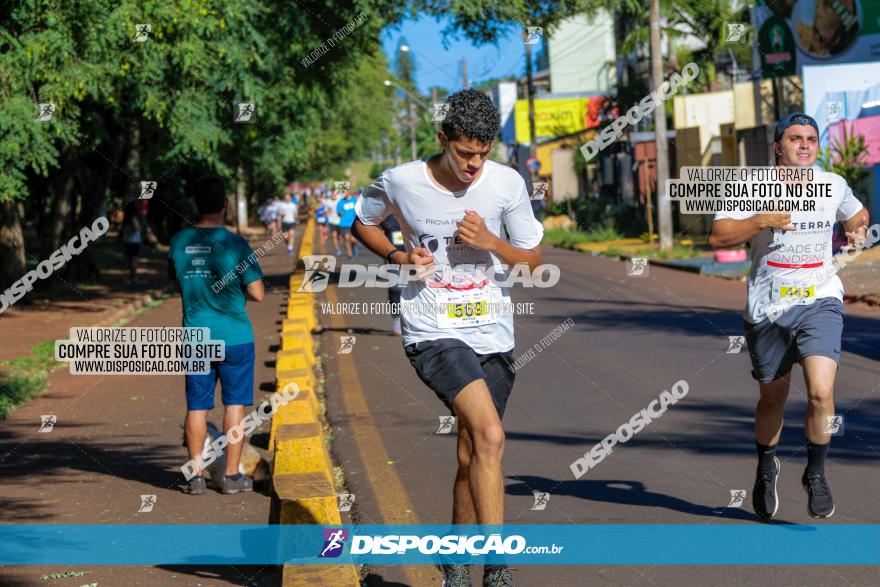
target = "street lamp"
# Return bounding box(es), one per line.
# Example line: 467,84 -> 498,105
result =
383,78 -> 431,112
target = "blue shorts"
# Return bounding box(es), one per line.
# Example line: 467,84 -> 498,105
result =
185,342 -> 255,410
744,298 -> 843,384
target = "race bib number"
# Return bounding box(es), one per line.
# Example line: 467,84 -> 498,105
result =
391,230 -> 404,246
435,287 -> 500,329
771,278 -> 815,306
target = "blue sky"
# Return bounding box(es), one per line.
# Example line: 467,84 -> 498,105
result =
381,14 -> 528,94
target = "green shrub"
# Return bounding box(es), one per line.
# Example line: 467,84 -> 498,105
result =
0,340 -> 59,419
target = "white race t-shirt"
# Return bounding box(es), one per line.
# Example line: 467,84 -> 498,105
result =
277,200 -> 298,224
356,159 -> 544,354
715,170 -> 863,323
326,197 -> 342,225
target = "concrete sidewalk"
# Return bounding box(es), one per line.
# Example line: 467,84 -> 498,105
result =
0,231 -> 300,587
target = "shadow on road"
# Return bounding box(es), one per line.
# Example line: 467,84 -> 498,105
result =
530,298 -> 880,362
0,435 -> 182,491
505,476 -> 797,524
156,564 -> 282,586
506,397 -> 880,463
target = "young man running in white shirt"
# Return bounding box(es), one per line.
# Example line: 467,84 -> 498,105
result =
709,112 -> 870,521
277,193 -> 298,255
353,89 -> 543,587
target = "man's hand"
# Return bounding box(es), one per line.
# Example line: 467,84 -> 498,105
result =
457,210 -> 498,251
756,213 -> 796,231
406,247 -> 436,282
845,224 -> 867,251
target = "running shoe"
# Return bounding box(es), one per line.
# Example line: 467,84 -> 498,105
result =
183,475 -> 207,495
438,563 -> 472,587
222,474 -> 254,494
752,456 -> 780,520
483,565 -> 515,586
802,470 -> 835,518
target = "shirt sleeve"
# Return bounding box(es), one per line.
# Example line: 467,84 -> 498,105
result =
355,171 -> 392,226
238,239 -> 264,285
836,180 -> 864,222
503,177 -> 544,249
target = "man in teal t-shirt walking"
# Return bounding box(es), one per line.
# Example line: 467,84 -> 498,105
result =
169,175 -> 265,495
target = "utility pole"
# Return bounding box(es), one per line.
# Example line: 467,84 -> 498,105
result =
522,27 -> 538,193
650,0 -> 672,250
432,87 -> 440,133
408,98 -> 417,160
461,56 -> 468,89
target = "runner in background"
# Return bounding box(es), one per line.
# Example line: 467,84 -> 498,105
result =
277,193 -> 298,256
269,196 -> 282,235
709,112 -> 870,521
326,189 -> 343,256
336,189 -> 359,259
120,204 -> 144,285
315,197 -> 329,244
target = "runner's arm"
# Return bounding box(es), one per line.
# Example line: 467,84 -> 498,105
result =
244,278 -> 265,302
352,219 -> 406,264
491,239 -> 543,272
709,214 -> 795,248
841,207 -> 869,247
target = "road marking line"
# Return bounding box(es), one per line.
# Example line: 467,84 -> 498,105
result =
325,285 -> 439,585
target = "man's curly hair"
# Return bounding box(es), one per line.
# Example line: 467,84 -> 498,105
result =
441,88 -> 500,145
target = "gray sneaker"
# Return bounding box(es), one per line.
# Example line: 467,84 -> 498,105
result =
438,563 -> 472,587
222,474 -> 253,494
483,566 -> 514,587
184,476 -> 207,495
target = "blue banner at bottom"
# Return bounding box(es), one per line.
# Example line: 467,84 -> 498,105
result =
0,524 -> 878,565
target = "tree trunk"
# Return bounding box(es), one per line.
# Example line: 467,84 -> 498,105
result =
0,200 -> 26,292
40,174 -> 73,260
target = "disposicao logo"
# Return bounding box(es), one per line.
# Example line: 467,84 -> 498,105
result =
319,529 -> 348,558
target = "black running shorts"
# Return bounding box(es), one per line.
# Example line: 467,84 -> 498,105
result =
404,338 -> 516,418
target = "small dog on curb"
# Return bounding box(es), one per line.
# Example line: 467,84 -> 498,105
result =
181,422 -> 271,491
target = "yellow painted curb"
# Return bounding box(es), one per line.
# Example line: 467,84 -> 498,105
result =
282,564 -> 359,586
287,297 -> 314,308
276,366 -> 316,388
274,422 -> 334,482
270,472 -> 339,524
269,394 -> 318,448
287,306 -> 317,330
277,347 -> 314,369
286,297 -> 313,309
276,375 -> 318,414
281,317 -> 312,332
281,333 -> 313,355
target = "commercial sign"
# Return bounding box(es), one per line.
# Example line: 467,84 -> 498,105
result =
514,96 -> 607,143
754,0 -> 880,78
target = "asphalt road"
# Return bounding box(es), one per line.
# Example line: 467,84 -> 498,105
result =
321,243 -> 880,586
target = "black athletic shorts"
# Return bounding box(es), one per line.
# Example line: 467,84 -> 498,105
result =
281,221 -> 296,232
404,338 -> 515,418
